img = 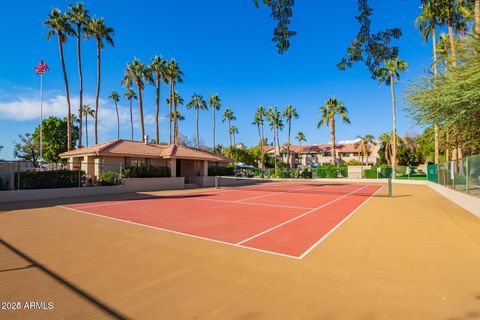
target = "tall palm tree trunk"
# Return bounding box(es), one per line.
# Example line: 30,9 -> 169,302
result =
129,98 -> 133,140
169,84 -> 173,144
432,27 -> 440,164
195,108 -> 199,148
212,108 -> 216,151
287,120 -> 291,168
260,123 -> 265,169
329,117 -> 336,166
94,41 -> 101,145
137,85 -> 145,140
155,76 -> 161,143
174,100 -> 179,145
447,22 -> 457,68
228,120 -> 232,149
390,72 -> 397,179
115,102 -> 120,139
85,113 -> 89,146
76,24 -> 83,148
58,36 -> 72,151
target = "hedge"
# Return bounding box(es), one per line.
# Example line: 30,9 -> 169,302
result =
14,170 -> 84,190
208,166 -> 234,176
363,169 -> 377,179
122,166 -> 170,178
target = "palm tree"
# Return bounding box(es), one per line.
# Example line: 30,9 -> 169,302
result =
266,106 -> 284,172
67,3 -> 89,148
186,94 -> 207,148
354,135 -> 376,165
165,60 -> 183,145
229,125 -> 239,145
85,18 -> 114,145
209,94 -> 221,151
150,56 -> 167,143
222,108 -> 236,149
296,131 -> 306,146
124,88 -> 137,140
415,1 -> 441,164
168,110 -> 185,137
379,132 -> 403,166
108,91 -> 121,139
81,105 -> 95,146
317,98 -> 350,166
44,9 -> 75,151
122,58 -> 153,141
253,106 -> 266,168
283,104 -> 299,168
166,91 -> 184,143
374,58 -> 408,177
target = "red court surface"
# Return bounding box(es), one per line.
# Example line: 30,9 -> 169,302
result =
59,183 -> 383,259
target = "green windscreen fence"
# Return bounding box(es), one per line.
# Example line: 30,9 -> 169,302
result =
427,164 -> 438,182
434,154 -> 480,197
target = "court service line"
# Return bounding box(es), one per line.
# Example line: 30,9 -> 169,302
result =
298,185 -> 384,259
56,205 -> 302,260
187,197 -> 314,210
236,184 -> 370,245
232,184 -> 325,203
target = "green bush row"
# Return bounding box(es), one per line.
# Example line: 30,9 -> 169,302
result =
208,166 -> 234,176
14,170 -> 84,190
122,166 -> 170,178
315,166 -> 347,178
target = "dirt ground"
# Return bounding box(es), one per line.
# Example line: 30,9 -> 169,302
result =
1,184 -> 480,320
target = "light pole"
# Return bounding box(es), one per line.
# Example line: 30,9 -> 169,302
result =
35,61 -> 49,163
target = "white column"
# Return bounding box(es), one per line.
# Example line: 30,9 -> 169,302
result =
170,158 -> 177,177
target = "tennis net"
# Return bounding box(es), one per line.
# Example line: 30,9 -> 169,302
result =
214,176 -> 384,196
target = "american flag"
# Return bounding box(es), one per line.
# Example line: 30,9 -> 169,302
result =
35,61 -> 49,75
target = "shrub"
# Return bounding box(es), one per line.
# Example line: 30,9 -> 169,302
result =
100,171 -> 121,186
14,170 -> 84,190
122,166 -> 170,178
300,169 -> 312,179
315,166 -> 339,178
208,166 -> 234,176
363,169 -> 377,179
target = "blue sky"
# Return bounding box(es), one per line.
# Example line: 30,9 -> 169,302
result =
0,0 -> 435,159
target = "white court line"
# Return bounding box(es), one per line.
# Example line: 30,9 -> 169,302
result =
56,205 -> 301,260
298,185 -> 384,259
70,187 -> 236,210
232,184 -> 322,203
236,184 -> 370,245
188,197 -> 314,210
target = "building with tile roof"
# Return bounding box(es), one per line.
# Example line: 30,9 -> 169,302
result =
59,140 -> 232,182
261,143 -> 379,167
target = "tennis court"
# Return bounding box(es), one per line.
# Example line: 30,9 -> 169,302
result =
59,179 -> 383,258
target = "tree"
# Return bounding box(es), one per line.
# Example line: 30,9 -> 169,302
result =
124,88 -> 137,140
67,3 -> 89,148
81,105 -> 95,146
209,94 -> 221,151
44,9 -> 75,151
186,94 -> 207,148
296,131 -> 306,146
253,0 -> 296,54
168,110 -> 185,134
374,58 -> 408,177
108,91 -> 121,139
32,116 -> 79,162
14,134 -> 40,167
85,18 -> 114,145
283,104 -> 298,167
266,106 -> 284,172
354,134 -> 376,165
229,125 -> 239,145
222,108 -> 236,149
415,1 -> 441,163
122,58 -> 153,141
150,56 -> 167,143
317,98 -> 350,165
166,91 -> 184,143
165,59 -> 183,145
252,106 -> 267,168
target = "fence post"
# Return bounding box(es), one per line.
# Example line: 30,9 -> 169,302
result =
465,157 -> 469,193
78,162 -> 81,188
17,162 -> 20,191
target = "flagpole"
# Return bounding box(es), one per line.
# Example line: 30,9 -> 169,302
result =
39,73 -> 43,163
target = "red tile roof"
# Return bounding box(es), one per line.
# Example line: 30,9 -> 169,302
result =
60,140 -> 232,162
